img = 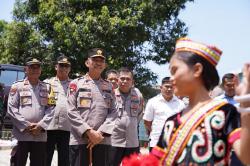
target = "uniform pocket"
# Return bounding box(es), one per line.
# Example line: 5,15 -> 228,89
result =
20,96 -> 32,106
20,91 -> 31,97
78,98 -> 91,108
40,91 -> 49,106
78,91 -> 92,98
77,91 -> 92,108
130,102 -> 139,117
103,92 -> 112,109
20,91 -> 32,106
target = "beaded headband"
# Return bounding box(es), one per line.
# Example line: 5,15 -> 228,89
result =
175,38 -> 222,66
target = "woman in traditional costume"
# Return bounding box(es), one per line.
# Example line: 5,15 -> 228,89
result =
122,38 -> 250,166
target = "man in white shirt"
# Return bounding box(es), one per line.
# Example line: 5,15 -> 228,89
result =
215,73 -> 243,166
143,77 -> 185,151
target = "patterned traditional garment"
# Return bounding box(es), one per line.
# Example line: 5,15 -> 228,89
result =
151,99 -> 241,166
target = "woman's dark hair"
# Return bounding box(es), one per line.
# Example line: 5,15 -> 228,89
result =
173,51 -> 220,91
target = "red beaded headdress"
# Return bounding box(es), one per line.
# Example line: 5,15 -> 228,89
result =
175,38 -> 222,66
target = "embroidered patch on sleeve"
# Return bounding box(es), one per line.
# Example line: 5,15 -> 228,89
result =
10,86 -> 17,96
69,83 -> 77,95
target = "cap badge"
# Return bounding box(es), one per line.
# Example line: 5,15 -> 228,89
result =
97,50 -> 102,55
32,58 -> 39,62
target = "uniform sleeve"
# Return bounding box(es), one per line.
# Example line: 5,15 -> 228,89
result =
7,84 -> 31,132
67,80 -> 91,137
222,104 -> 241,145
38,83 -> 55,130
38,106 -> 54,130
143,99 -> 154,122
98,89 -> 118,135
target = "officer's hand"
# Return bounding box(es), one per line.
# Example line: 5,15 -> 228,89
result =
87,131 -> 105,149
87,140 -> 95,149
24,123 -> 36,132
29,125 -> 43,136
86,129 -> 104,146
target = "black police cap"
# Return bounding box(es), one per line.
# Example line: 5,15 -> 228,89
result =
88,48 -> 106,59
26,57 -> 41,66
57,55 -> 71,65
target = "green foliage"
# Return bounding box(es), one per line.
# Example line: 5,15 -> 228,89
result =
0,20 -> 8,37
0,21 -> 46,65
0,0 -> 192,98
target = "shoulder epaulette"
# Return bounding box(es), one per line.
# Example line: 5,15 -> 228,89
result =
78,77 -> 84,80
102,78 -> 109,83
101,78 -> 112,87
69,77 -> 81,85
75,76 -> 85,81
43,77 -> 52,83
41,81 -> 51,85
13,79 -> 24,84
48,77 -> 55,81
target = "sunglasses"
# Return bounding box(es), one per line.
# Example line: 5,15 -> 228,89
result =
58,63 -> 71,68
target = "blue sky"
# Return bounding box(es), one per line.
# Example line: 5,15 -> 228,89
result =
1,0 -> 250,84
148,0 -> 250,83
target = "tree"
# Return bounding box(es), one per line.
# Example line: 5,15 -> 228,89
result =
1,0 -> 192,98
0,20 -> 8,37
0,21 -> 46,65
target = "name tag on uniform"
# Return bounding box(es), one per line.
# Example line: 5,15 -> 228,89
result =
78,91 -> 92,98
20,91 -> 32,97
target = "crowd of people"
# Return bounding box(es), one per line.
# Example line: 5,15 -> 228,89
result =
5,38 -> 250,166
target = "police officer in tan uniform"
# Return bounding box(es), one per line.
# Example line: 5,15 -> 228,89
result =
44,55 -> 72,166
109,67 -> 144,166
105,69 -> 119,89
7,57 -> 55,166
67,48 -> 117,166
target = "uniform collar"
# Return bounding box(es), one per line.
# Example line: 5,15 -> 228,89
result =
54,76 -> 70,83
115,87 -> 135,96
85,73 -> 103,82
24,78 -> 41,86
